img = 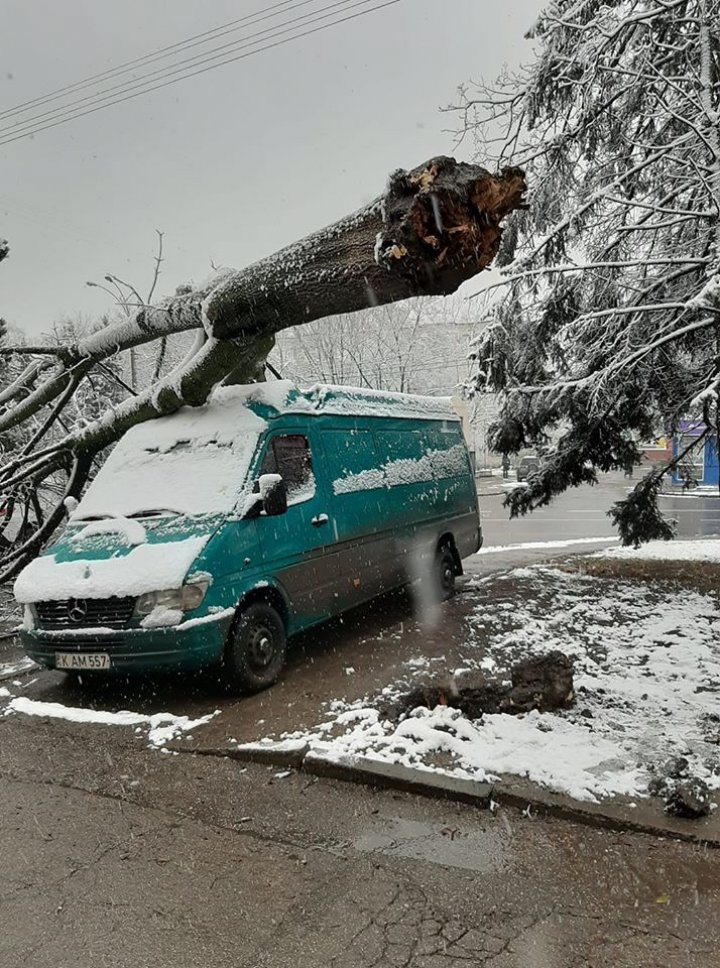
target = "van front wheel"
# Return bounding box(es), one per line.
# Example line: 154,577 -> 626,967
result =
221,602 -> 287,693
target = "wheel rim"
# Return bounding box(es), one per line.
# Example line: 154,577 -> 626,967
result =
247,623 -> 276,671
442,564 -> 454,591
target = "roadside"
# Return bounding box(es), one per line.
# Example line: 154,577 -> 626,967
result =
4,475 -> 720,851
4,518 -> 720,961
1,710 -> 719,967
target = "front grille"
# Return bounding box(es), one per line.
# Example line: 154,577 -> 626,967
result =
36,596 -> 136,630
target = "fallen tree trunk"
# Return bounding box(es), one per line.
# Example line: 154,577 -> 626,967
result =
0,155 -> 526,577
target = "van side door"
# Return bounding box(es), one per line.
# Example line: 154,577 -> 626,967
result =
319,427 -> 390,607
253,430 -> 339,626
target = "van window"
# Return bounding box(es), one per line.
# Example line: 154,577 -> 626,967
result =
323,430 -> 385,495
260,434 -> 315,504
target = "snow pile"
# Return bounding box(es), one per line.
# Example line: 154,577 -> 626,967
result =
599,538 -> 720,563
463,566 -> 720,795
72,386 -> 267,521
4,696 -> 217,748
14,535 -> 209,603
281,704 -> 642,801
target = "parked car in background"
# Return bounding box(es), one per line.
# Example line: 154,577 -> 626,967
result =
14,382 -> 482,692
516,454 -> 539,481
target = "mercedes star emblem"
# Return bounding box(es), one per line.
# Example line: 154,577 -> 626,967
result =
67,599 -> 89,623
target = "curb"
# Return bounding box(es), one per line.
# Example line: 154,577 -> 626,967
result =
192,740 -> 310,770
182,741 -> 720,848
487,786 -> 720,847
304,751 -> 493,806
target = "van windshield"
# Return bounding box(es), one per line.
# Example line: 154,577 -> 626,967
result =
72,394 -> 266,521
74,437 -> 262,521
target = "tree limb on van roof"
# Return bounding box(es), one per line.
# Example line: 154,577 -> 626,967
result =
0,156 -> 526,577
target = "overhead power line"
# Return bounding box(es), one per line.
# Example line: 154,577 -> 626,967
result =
0,0 -> 399,147
0,0 -> 318,122
1,0 -> 368,138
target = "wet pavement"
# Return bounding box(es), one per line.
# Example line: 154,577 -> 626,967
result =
2,710 -> 720,967
478,469 -> 720,546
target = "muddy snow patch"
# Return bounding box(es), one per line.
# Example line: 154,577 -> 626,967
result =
3,696 -> 218,748
0,656 -> 39,682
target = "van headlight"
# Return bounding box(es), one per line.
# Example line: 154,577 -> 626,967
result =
134,580 -> 209,616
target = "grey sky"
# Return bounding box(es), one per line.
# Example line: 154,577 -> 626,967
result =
0,0 -> 544,336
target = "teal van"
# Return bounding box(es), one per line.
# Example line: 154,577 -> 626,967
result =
14,382 -> 481,692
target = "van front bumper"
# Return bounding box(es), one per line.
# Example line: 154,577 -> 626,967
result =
20,611 -> 234,674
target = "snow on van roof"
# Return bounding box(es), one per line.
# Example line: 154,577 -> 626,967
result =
243,380 -> 460,421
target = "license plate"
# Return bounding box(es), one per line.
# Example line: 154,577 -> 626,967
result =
56,653 -> 110,671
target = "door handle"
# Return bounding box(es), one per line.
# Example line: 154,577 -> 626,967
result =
311,513 -> 329,527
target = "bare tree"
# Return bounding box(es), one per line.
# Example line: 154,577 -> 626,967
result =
273,294 -> 475,394
0,156 -> 525,576
85,230 -> 171,389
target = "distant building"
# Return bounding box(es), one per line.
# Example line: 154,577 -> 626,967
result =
671,420 -> 719,487
641,435 -> 673,463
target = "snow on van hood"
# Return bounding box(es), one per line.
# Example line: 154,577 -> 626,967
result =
13,535 -> 210,604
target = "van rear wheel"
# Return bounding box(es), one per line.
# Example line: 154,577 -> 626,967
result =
436,546 -> 457,601
414,545 -> 457,612
221,602 -> 286,693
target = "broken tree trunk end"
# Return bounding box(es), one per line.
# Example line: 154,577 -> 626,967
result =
206,156 -> 527,341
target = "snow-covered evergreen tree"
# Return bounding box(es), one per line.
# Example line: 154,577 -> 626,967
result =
459,0 -> 720,543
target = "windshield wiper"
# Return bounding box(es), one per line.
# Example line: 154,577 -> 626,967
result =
127,509 -> 181,519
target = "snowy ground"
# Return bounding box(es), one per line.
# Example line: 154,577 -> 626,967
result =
0,686 -> 217,749
602,537 -> 720,562
247,548 -> 720,803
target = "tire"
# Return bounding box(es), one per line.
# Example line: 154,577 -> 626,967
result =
436,546 -> 457,602
221,602 -> 287,693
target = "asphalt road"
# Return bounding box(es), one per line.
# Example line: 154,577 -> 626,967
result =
480,470 -> 720,546
2,713 -> 719,968
3,471 -> 720,965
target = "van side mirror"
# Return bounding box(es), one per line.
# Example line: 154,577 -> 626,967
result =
259,473 -> 287,517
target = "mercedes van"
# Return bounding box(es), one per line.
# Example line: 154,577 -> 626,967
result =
15,382 -> 481,692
